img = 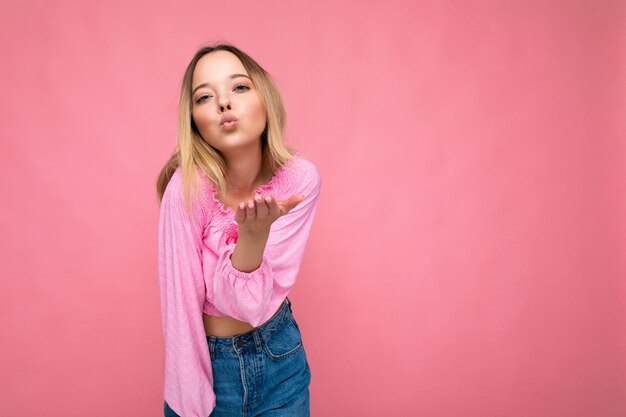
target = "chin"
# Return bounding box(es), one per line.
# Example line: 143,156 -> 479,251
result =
216,134 -> 262,149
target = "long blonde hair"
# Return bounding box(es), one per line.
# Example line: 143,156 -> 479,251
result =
155,43 -> 300,214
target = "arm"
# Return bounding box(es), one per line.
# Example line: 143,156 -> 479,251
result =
212,161 -> 322,327
157,171 -> 216,417
230,227 -> 270,273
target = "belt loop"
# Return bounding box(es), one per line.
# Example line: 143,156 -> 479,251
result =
252,329 -> 262,352
208,336 -> 215,360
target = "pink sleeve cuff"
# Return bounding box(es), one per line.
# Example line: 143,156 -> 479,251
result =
213,243 -> 275,325
224,247 -> 269,281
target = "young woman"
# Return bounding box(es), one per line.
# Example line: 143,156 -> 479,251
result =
155,43 -> 321,416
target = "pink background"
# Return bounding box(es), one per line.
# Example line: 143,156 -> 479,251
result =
1,1 -> 624,416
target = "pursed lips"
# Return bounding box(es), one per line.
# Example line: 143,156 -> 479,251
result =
220,113 -> 238,125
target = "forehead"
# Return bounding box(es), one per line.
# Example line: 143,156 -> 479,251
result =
192,51 -> 248,82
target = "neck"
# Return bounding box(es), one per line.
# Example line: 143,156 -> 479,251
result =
222,144 -> 270,196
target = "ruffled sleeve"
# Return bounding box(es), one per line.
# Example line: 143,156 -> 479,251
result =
212,160 -> 322,327
157,170 -> 216,417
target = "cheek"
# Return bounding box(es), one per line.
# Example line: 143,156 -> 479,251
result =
192,109 -> 216,132
191,109 -> 203,127
248,97 -> 267,125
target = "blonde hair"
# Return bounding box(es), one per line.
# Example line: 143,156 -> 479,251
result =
155,42 -> 300,214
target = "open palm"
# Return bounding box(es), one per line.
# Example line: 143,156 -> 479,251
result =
234,193 -> 305,234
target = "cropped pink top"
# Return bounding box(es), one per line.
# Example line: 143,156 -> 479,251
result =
157,157 -> 321,417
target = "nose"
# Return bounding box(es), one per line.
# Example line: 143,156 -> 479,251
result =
218,94 -> 231,112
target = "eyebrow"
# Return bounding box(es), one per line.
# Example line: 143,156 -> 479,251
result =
192,74 -> 252,96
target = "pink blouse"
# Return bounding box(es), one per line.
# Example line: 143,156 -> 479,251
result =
157,157 -> 321,417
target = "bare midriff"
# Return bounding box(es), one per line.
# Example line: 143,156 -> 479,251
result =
202,314 -> 255,338
202,301 -> 285,338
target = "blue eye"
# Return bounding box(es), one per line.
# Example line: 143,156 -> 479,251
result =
195,85 -> 249,104
196,95 -> 211,104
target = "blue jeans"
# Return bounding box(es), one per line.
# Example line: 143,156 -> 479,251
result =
164,297 -> 311,416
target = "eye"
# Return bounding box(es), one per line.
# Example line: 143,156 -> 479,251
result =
195,85 -> 248,104
196,95 -> 212,104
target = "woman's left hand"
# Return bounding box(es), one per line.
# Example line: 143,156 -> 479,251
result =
234,193 -> 305,235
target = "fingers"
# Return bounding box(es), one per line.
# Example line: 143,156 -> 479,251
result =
254,195 -> 269,219
280,193 -> 306,215
246,199 -> 256,220
264,195 -> 281,217
234,195 -> 273,224
231,192 -> 313,226
235,201 -> 247,223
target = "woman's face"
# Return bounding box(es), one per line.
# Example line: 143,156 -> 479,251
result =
191,51 -> 267,153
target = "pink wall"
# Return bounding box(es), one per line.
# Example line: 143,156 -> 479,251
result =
1,1 -> 624,416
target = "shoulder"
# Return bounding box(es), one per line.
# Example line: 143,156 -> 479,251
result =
162,167 -> 184,199
291,157 -> 318,174
287,157 -> 321,186
167,166 -> 212,197
162,167 -> 209,220
163,167 -> 196,200
284,157 -> 321,198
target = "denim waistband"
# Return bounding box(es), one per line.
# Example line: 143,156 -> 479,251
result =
207,297 -> 293,355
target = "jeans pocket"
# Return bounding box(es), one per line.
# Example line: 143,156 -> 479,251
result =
262,316 -> 303,361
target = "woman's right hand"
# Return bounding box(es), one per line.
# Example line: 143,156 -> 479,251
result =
234,193 -> 305,235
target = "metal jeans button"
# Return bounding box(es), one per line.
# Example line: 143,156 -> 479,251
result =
236,339 -> 245,348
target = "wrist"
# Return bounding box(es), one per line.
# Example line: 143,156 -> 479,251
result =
239,224 -> 271,237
